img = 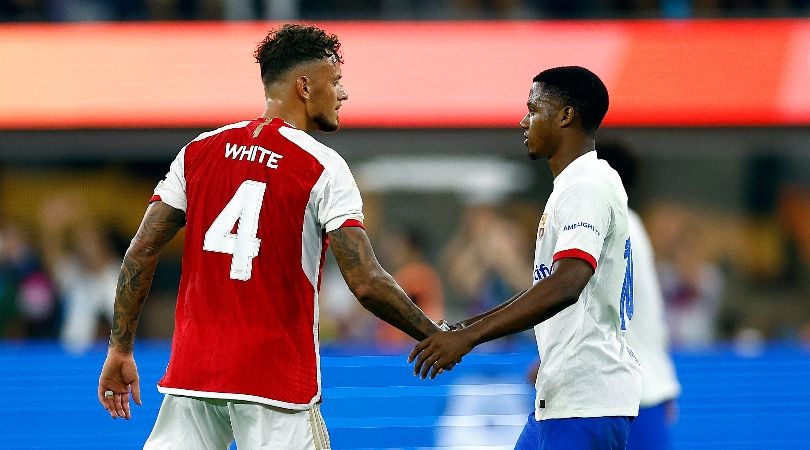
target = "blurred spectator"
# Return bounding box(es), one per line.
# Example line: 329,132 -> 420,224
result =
737,153 -> 793,284
647,203 -> 725,349
0,222 -> 57,338
779,186 -> 810,265
39,197 -> 120,353
441,204 -> 530,328
376,227 -> 445,346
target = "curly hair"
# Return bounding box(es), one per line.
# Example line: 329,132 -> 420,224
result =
254,24 -> 343,86
533,66 -> 609,135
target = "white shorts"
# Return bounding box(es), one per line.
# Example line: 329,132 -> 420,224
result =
144,394 -> 331,450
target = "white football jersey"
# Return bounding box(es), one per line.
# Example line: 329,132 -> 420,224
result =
624,210 -> 681,407
531,151 -> 641,420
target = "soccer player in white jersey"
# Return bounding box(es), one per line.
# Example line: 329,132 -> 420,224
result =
597,142 -> 681,450
410,66 -> 642,450
97,24 -> 444,449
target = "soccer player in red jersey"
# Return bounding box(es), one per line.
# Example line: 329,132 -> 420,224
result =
97,24 -> 443,449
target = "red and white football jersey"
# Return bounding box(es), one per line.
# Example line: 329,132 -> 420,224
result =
151,118 -> 364,410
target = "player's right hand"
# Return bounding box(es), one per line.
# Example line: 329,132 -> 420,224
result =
432,322 -> 461,373
409,329 -> 474,379
98,348 -> 142,420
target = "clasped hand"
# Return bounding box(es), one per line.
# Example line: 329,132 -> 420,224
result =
408,325 -> 474,379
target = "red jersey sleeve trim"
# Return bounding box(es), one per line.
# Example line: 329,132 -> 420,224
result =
149,194 -> 162,203
553,249 -> 597,271
339,219 -> 365,229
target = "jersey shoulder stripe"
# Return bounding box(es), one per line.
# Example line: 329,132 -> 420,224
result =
191,120 -> 252,144
278,126 -> 349,174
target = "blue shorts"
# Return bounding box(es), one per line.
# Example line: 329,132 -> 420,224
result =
514,413 -> 631,450
626,401 -> 671,450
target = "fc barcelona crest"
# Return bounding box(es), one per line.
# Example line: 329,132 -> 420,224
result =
537,213 -> 548,240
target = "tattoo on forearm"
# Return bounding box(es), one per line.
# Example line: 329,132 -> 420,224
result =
364,281 -> 437,340
109,203 -> 184,352
328,227 -> 439,341
111,256 -> 150,352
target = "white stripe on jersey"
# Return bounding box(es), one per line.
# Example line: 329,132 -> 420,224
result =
302,171 -> 330,291
191,120 -> 252,143
279,126 -> 364,233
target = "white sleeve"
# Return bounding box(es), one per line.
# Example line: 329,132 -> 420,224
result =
552,182 -> 612,270
152,147 -> 187,212
317,158 -> 364,233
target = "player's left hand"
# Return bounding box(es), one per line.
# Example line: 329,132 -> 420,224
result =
98,348 -> 142,420
408,329 -> 474,379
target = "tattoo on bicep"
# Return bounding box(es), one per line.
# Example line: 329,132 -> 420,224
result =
330,228 -> 364,269
133,204 -> 186,253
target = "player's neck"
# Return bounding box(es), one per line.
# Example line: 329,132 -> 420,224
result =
548,136 -> 595,178
261,99 -> 308,131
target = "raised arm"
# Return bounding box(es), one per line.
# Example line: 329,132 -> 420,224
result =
98,201 -> 185,419
328,226 -> 442,341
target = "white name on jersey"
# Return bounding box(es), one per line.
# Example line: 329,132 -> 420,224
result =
225,143 -> 284,169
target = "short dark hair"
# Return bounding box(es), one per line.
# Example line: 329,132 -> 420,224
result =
597,140 -> 638,192
533,66 -> 609,134
254,24 -> 343,86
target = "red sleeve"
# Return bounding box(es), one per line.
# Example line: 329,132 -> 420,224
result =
339,219 -> 365,229
553,248 -> 597,271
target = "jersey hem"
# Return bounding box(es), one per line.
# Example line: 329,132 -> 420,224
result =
534,406 -> 639,421
640,385 -> 681,407
640,395 -> 678,409
157,385 -> 318,411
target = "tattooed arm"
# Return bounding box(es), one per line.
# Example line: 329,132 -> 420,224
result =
110,202 -> 185,352
98,201 -> 185,420
328,226 -> 442,341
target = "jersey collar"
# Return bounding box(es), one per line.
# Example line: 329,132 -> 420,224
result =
553,151 -> 597,186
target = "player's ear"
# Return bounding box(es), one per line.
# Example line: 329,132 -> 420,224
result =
296,76 -> 310,100
560,106 -> 575,128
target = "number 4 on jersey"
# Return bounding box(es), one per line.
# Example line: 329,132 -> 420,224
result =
203,180 -> 266,281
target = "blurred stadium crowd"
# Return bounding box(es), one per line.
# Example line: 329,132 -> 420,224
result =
1,143 -> 809,354
1,0 -> 809,21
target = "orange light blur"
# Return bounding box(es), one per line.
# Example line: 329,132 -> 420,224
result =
0,20 -> 807,128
